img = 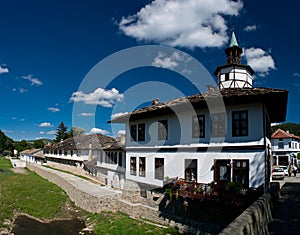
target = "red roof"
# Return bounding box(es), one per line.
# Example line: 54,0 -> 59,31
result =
271,129 -> 300,140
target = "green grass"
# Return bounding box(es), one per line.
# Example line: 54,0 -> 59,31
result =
0,157 -> 68,227
88,212 -> 180,235
0,157 -> 180,234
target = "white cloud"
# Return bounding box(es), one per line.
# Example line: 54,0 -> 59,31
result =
243,24 -> 257,32
46,130 -> 56,135
111,112 -> 129,120
243,47 -> 276,77
80,112 -> 95,117
48,107 -> 60,112
70,87 -> 124,108
89,128 -> 110,135
39,122 -> 53,127
293,72 -> 300,78
22,74 -> 43,86
152,51 -> 188,69
0,65 -> 9,74
118,130 -> 126,136
119,0 -> 243,48
12,87 -> 28,93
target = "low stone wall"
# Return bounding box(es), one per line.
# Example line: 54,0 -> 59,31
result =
219,183 -> 279,235
27,165 -> 279,234
27,165 -> 209,234
27,165 -> 119,213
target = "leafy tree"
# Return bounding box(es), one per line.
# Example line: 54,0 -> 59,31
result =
33,139 -> 45,148
55,122 -> 69,142
0,130 -> 14,154
68,126 -> 85,138
271,122 -> 300,136
15,140 -> 31,153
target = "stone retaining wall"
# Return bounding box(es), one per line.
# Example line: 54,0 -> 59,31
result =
219,183 -> 279,235
28,164 -> 279,234
27,165 -> 119,213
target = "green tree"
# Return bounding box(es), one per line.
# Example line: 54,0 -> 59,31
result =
55,122 -> 69,142
271,123 -> 300,136
0,130 -> 14,154
15,140 -> 31,153
68,126 -> 85,138
33,139 -> 45,148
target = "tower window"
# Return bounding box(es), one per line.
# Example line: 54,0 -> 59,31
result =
225,73 -> 230,81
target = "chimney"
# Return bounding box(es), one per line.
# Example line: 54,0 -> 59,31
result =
207,85 -> 216,92
152,98 -> 159,105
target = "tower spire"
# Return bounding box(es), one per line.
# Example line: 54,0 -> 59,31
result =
229,23 -> 239,47
214,24 -> 254,89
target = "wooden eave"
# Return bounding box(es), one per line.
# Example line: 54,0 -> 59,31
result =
213,63 -> 255,76
109,88 -> 288,124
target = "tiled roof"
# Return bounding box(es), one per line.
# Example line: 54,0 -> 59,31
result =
20,148 -> 42,155
44,134 -> 124,151
271,128 -> 300,140
109,87 -> 288,124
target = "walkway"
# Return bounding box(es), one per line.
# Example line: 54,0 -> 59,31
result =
11,158 -> 121,199
268,175 -> 300,234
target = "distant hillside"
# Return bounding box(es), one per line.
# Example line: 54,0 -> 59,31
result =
271,123 -> 300,136
27,138 -> 52,144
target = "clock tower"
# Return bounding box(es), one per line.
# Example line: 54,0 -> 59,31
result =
214,25 -> 254,89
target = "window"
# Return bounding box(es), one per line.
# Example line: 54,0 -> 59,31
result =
211,113 -> 226,138
158,120 -> 168,140
118,152 -> 123,167
130,157 -> 137,175
232,111 -> 248,137
130,124 -> 137,142
138,123 -> 145,141
225,73 -> 230,81
192,115 -> 205,138
155,158 -> 164,180
232,160 -> 249,188
139,157 -> 146,177
214,160 -> 231,182
130,123 -> 145,142
185,159 -> 197,182
278,142 -> 284,149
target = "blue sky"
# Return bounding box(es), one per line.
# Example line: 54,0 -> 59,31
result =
0,0 -> 299,141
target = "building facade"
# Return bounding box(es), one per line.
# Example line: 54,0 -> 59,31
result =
271,128 -> 300,166
43,134 -> 126,189
110,30 -> 288,191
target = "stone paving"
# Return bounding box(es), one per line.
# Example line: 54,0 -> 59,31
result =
268,174 -> 300,234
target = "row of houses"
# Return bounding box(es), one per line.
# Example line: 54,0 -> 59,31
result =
21,29 -> 291,192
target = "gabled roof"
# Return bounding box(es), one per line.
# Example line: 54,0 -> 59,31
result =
109,87 -> 288,124
20,148 -> 42,155
44,134 -> 124,151
271,128 -> 300,140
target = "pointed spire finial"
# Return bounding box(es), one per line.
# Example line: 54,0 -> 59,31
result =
229,23 -> 239,47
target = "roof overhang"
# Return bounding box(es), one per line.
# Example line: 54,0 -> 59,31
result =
109,88 -> 288,124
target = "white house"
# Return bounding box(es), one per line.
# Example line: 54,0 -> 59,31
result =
20,148 -> 44,164
110,30 -> 288,191
271,129 -> 300,166
43,134 -> 126,189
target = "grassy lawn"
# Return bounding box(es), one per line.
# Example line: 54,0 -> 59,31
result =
88,212 -> 180,235
0,157 -> 68,228
0,157 -> 180,234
